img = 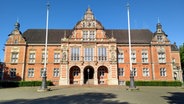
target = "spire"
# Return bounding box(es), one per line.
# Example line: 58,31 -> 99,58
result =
14,20 -> 20,30
84,7 -> 94,20
156,17 -> 163,33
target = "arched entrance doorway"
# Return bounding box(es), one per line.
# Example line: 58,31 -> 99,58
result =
83,66 -> 94,84
69,66 -> 80,85
98,66 -> 108,84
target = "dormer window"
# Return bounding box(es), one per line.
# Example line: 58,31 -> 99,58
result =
157,35 -> 163,42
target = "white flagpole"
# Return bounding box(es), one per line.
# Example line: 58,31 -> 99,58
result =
39,2 -> 50,91
127,3 -> 135,89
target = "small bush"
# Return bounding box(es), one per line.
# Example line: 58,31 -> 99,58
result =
126,81 -> 182,86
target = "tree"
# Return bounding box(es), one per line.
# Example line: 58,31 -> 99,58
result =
179,43 -> 184,72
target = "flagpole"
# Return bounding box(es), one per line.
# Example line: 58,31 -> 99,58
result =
127,3 -> 135,89
38,2 -> 50,92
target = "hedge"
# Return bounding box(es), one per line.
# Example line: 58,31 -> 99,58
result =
0,81 -> 53,88
126,81 -> 182,86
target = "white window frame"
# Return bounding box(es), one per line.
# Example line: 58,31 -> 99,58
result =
10,68 -> 16,78
143,68 -> 149,77
98,47 -> 107,61
54,52 -> 60,63
118,68 -> 124,76
158,52 -> 166,63
53,68 -> 60,77
160,68 -> 166,76
29,52 -> 35,63
131,51 -> 136,63
71,47 -> 80,61
84,48 -> 93,61
28,68 -> 34,77
142,50 -> 148,63
42,52 -> 48,63
118,52 -> 124,63
11,52 -> 18,63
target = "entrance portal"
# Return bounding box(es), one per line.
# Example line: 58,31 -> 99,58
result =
84,66 -> 94,84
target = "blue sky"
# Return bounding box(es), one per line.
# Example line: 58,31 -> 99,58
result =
0,0 -> 184,61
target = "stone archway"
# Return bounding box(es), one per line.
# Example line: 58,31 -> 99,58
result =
83,66 -> 94,84
98,66 -> 108,85
69,66 -> 80,85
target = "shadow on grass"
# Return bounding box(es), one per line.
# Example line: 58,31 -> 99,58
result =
162,92 -> 184,104
0,92 -> 129,104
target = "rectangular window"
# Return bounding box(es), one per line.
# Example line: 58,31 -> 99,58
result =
53,68 -> 59,77
98,47 -> 107,61
29,53 -> 35,63
157,36 -> 163,42
84,48 -> 93,61
118,52 -> 124,63
42,53 -> 48,63
71,47 -> 80,61
28,68 -> 34,77
160,68 -> 166,76
11,52 -> 18,63
10,68 -> 16,78
142,50 -> 148,63
54,53 -> 60,63
89,31 -> 95,40
132,68 -> 137,76
158,52 -> 165,63
83,31 -> 88,40
131,51 -> 136,63
118,68 -> 124,76
143,68 -> 149,77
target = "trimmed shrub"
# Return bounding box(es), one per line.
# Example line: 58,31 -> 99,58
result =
126,81 -> 182,86
0,81 -> 53,88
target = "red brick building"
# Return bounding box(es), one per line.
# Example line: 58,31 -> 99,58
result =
3,8 -> 183,85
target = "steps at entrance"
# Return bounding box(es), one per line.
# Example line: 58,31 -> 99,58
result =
87,79 -> 94,85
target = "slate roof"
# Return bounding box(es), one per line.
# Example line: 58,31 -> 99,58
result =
171,44 -> 179,51
22,29 -> 153,44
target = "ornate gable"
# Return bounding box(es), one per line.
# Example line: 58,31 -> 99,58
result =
6,22 -> 26,45
151,23 -> 170,44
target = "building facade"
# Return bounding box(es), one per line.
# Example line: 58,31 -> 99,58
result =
3,8 -> 183,85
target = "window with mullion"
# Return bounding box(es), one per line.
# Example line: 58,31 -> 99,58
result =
98,47 -> 107,61
84,48 -> 93,61
131,51 -> 136,63
83,31 -> 88,40
143,68 -> 149,77
11,52 -> 18,63
160,68 -> 166,76
71,48 -> 80,61
54,53 -> 60,63
28,68 -> 34,77
53,68 -> 59,77
90,31 -> 95,40
118,52 -> 124,63
142,51 -> 148,63
118,68 -> 124,76
10,68 -> 16,78
158,52 -> 165,63
29,53 -> 35,63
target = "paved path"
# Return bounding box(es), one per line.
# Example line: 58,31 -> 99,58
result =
0,86 -> 184,104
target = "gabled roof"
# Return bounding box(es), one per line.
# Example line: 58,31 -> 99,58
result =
22,29 -> 153,44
